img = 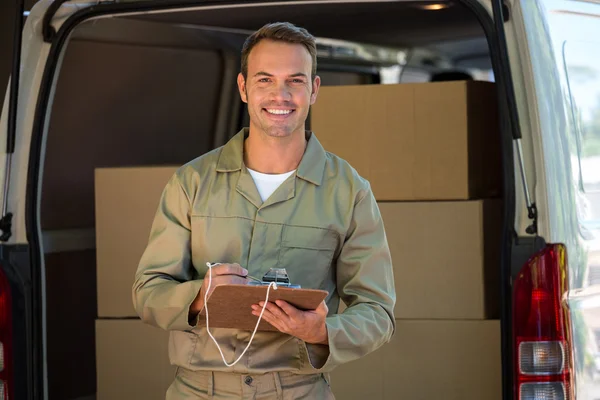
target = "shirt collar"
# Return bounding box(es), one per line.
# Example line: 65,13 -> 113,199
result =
215,128 -> 246,172
216,128 -> 327,186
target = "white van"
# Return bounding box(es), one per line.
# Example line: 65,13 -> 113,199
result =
1,0 -> 599,399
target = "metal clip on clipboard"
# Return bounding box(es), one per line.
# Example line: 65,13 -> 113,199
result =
247,268 -> 301,289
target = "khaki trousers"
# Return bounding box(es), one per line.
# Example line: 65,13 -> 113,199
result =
166,367 -> 335,400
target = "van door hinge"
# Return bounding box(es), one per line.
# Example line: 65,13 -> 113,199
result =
0,213 -> 13,242
1,152 -> 14,242
502,2 -> 510,23
526,203 -> 538,235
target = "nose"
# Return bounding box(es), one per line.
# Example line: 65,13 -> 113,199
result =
269,81 -> 292,103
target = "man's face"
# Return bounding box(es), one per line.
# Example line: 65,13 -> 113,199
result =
238,39 -> 320,139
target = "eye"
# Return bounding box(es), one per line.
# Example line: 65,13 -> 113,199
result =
291,79 -> 305,84
259,78 -> 271,83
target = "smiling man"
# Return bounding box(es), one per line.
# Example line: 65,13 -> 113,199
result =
133,22 -> 396,400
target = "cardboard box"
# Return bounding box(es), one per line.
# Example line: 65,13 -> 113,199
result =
381,200 -> 502,319
95,166 -> 177,317
331,320 -> 501,400
311,81 -> 501,201
96,319 -> 174,400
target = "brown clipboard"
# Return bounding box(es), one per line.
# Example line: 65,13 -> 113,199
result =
198,284 -> 328,332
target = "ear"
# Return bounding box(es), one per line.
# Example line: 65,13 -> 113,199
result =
237,73 -> 248,103
310,75 -> 321,105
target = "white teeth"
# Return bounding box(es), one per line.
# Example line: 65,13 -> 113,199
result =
266,109 -> 292,115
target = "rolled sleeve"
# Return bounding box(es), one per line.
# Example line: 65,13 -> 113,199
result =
132,172 -> 202,331
302,184 -> 396,372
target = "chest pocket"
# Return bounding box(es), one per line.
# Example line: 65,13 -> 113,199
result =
278,225 -> 338,290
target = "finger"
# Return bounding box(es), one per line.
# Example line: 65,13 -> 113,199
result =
230,276 -> 250,285
253,307 -> 286,332
260,301 -> 291,323
204,276 -> 247,299
316,301 -> 329,315
212,263 -> 248,277
275,300 -> 301,319
259,303 -> 289,329
254,301 -> 275,317
212,275 -> 248,286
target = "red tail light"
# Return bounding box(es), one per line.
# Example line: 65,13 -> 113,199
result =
513,244 -> 573,400
0,266 -> 13,400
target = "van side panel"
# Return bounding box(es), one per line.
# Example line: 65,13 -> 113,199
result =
517,0 -> 600,398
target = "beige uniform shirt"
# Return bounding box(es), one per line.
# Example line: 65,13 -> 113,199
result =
132,129 -> 396,375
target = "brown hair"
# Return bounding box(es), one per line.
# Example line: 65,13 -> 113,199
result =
241,22 -> 317,80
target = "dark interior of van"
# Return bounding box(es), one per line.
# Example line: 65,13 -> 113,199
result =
39,1 -> 499,398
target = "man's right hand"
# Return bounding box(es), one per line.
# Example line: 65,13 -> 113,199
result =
189,263 -> 249,320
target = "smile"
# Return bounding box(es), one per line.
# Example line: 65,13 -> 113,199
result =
264,109 -> 294,115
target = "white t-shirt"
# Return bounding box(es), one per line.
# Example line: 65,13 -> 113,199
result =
247,168 -> 296,202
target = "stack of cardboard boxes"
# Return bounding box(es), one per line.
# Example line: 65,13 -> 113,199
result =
311,81 -> 503,400
94,80 -> 503,399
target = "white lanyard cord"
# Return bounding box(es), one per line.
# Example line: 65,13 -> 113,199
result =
204,262 -> 277,367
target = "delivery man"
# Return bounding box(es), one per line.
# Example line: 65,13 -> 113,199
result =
132,21 -> 396,399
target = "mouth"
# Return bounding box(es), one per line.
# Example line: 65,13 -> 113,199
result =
263,108 -> 295,117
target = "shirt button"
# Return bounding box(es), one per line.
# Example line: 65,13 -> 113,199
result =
245,376 -> 253,385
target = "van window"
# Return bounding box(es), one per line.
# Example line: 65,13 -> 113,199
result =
563,40 -> 600,194
539,2 -> 600,255
522,0 -> 600,249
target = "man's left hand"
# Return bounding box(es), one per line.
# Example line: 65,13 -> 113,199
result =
251,300 -> 329,345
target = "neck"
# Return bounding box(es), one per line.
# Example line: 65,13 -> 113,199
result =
244,127 -> 307,174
